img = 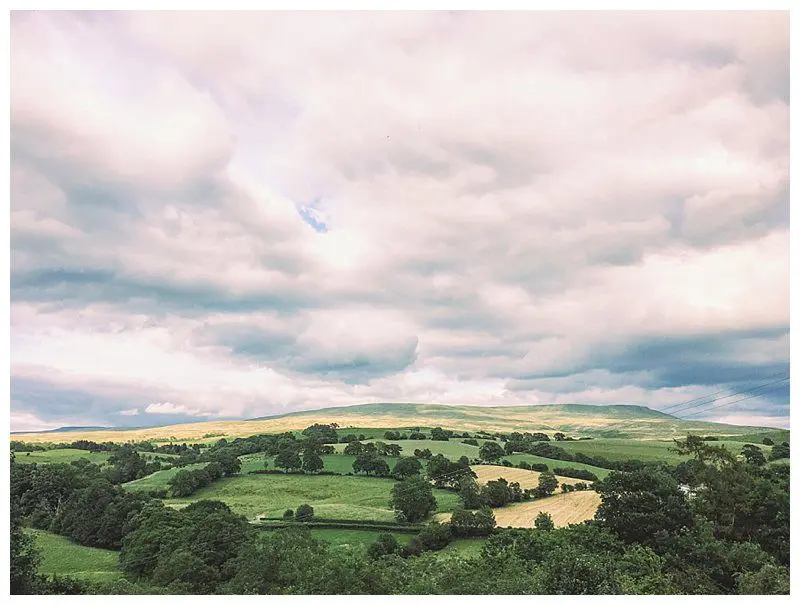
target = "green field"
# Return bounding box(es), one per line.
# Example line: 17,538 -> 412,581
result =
165,473 -> 461,522
547,438 -> 769,465
438,537 -> 486,558
332,439 -> 483,459
248,453 -> 404,475
503,454 -> 611,479
123,462 -> 207,492
26,528 -> 122,583
308,528 -> 414,548
12,449 -> 111,465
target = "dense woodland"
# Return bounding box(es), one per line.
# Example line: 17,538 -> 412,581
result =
10,429 -> 790,595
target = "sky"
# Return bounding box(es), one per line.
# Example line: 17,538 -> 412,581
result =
9,11 -> 790,432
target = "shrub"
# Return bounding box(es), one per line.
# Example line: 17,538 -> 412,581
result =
295,504 -> 314,522
534,511 -> 554,531
283,509 -> 294,519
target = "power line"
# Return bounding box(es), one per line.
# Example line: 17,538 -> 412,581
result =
664,375 -> 789,418
677,384 -> 789,420
659,370 -> 789,415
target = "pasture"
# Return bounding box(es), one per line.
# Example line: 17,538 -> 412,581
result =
502,454 -> 611,479
123,462 -> 208,492
165,473 -> 462,521
26,528 -> 122,583
12,449 -> 111,465
552,438 -> 770,464
308,528 -> 414,548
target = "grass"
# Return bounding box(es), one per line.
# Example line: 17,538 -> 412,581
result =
165,473 -> 462,522
332,439 -> 483,459
12,449 -> 111,465
26,528 -> 122,583
123,462 -> 207,492
251,454 -> 403,475
308,528 -> 414,548
503,454 -> 611,479
438,537 -> 487,558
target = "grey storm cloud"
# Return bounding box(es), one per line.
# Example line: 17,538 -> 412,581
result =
10,11 -> 790,430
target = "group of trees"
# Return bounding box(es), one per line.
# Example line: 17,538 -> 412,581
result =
10,455 -> 151,551
455,471 -> 560,511
552,467 -> 598,482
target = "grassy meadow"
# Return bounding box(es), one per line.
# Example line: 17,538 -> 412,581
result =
123,462 -> 208,492
13,449 -> 111,465
27,528 -> 122,583
165,473 -> 462,521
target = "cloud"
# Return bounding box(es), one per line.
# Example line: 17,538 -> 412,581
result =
119,408 -> 139,416
10,12 -> 789,429
145,402 -> 211,417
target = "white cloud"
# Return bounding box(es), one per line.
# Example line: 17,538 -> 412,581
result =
119,408 -> 139,416
9,12 -> 789,429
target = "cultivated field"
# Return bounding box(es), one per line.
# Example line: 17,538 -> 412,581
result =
471,465 -> 584,488
26,528 -> 122,583
436,490 -> 602,528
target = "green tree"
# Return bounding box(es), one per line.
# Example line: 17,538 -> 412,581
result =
302,451 -> 324,474
594,469 -> 693,546
275,448 -> 302,472
367,533 -> 401,559
553,432 -> 566,441
479,441 -> 505,462
737,564 -> 790,595
391,456 -> 422,480
482,478 -> 514,507
740,444 -> 766,466
534,511 -> 554,531
343,441 -> 364,456
535,471 -> 559,498
169,470 -> 198,497
391,476 -> 436,523
214,451 -> 242,476
457,475 -> 486,509
10,497 -> 41,595
768,443 -> 789,461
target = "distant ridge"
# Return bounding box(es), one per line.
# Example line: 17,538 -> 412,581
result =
10,401 -> 778,444
11,425 -> 111,435
247,402 -> 677,422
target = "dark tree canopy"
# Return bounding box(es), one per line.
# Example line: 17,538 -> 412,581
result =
391,476 -> 437,523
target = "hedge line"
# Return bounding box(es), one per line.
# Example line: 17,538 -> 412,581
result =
254,521 -> 420,533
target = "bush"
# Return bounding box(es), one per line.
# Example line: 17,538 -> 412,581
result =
415,521 -> 452,552
367,533 -> 401,559
283,509 -> 294,519
534,511 -> 554,531
295,504 -> 314,522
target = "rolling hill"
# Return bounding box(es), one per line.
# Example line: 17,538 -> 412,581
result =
9,402 -> 777,444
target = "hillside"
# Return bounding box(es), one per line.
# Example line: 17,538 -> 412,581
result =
10,402 -> 774,444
